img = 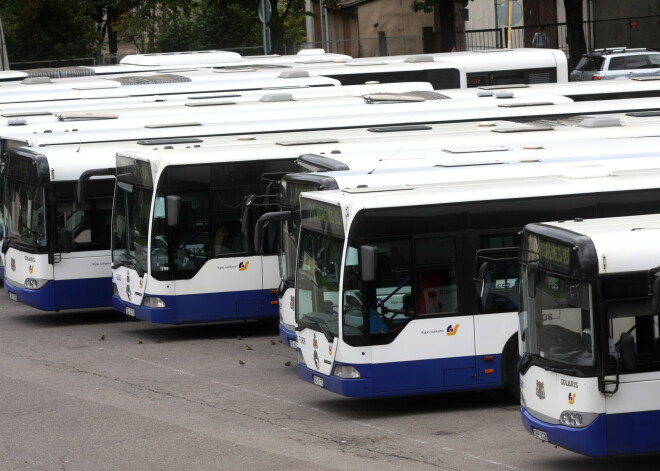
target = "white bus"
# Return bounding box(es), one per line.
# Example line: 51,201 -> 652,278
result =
310,48 -> 568,86
0,70 -> 343,105
0,82 -> 435,124
0,47 -> 567,89
292,156 -> 660,398
519,213 -> 660,456
267,114 -> 660,349
439,77 -> 660,102
0,49 -> 352,82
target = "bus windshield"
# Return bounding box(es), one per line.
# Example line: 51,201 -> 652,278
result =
296,199 -> 345,339
112,157 -> 153,276
521,265 -> 595,371
279,179 -> 322,283
3,177 -> 46,249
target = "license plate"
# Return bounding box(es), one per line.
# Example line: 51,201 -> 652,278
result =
313,375 -> 324,387
533,428 -> 548,442
8,291 -> 17,302
288,339 -> 298,349
125,306 -> 136,317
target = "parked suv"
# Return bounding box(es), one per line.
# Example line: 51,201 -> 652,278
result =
570,47 -> 660,81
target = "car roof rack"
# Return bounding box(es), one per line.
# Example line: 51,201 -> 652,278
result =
589,47 -> 654,55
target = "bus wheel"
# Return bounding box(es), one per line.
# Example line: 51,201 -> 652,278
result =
503,336 -> 520,403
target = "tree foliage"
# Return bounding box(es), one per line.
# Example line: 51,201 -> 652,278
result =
1,0 -> 101,63
0,0 -> 310,64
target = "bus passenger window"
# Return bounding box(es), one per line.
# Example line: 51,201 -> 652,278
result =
416,268 -> 456,314
414,237 -> 457,314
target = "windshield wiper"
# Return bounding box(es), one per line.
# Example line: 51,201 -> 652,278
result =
544,365 -> 580,376
113,251 -> 145,277
519,353 -> 581,376
297,315 -> 334,343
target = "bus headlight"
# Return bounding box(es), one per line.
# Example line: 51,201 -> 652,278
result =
143,296 -> 166,308
333,364 -> 361,379
559,410 -> 598,428
113,284 -> 119,296
24,278 -> 47,290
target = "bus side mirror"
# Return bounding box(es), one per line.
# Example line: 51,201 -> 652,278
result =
619,332 -> 635,371
651,271 -> 660,313
1,237 -> 10,254
527,269 -> 537,299
360,245 -> 377,282
59,229 -> 73,253
474,261 -> 494,298
241,195 -> 256,236
166,195 -> 181,227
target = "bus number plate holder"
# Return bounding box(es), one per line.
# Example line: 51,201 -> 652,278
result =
8,291 -> 17,302
532,428 -> 548,442
313,375 -> 324,387
125,306 -> 136,317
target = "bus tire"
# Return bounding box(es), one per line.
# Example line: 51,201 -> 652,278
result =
503,335 -> 520,402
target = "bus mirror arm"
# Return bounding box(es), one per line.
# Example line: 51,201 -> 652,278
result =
253,211 -> 292,255
76,168 -> 116,205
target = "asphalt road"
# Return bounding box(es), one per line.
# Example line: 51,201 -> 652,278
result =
0,289 -> 658,471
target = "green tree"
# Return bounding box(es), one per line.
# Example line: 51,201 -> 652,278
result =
0,0 -> 312,65
1,0 -> 100,64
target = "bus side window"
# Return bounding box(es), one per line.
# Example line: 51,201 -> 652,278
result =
414,237 -> 458,314
416,269 -> 453,314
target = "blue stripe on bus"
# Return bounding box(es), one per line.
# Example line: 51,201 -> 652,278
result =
605,408 -> 660,456
521,406 -> 608,457
297,354 -> 505,398
279,324 -> 297,347
523,405 -> 660,456
5,277 -> 112,311
112,288 -> 279,324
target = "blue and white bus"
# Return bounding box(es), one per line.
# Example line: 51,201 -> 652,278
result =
1,145 -> 116,310
265,115 -> 660,350
292,155 -> 660,398
519,213 -> 660,456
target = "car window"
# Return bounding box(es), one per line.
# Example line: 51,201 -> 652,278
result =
648,54 -> 660,67
577,56 -> 604,72
608,57 -> 626,70
626,55 -> 650,69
